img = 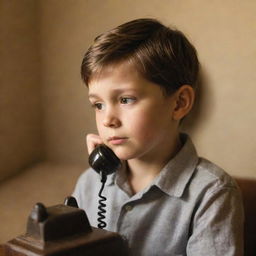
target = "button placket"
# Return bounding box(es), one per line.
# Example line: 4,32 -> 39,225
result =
116,202 -> 133,231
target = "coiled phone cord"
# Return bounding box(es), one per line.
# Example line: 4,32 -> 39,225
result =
97,171 -> 107,229
89,145 -> 121,229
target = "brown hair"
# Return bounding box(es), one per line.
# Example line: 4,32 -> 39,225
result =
81,18 -> 199,95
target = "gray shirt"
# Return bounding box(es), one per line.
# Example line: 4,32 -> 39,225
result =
73,135 -> 244,256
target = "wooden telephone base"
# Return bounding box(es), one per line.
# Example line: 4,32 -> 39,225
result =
3,197 -> 128,256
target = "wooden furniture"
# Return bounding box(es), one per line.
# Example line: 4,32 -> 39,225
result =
0,245 -> 3,256
236,178 -> 256,256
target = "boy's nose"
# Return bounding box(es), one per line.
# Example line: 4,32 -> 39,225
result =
103,112 -> 121,128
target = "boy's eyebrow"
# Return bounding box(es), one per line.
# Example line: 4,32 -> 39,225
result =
88,88 -> 139,99
88,93 -> 99,100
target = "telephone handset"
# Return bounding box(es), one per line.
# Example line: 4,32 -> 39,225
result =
89,144 -> 121,179
88,145 -> 121,229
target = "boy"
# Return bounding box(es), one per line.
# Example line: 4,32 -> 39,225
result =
73,18 -> 244,255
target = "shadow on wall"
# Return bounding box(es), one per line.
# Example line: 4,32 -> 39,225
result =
181,65 -> 214,135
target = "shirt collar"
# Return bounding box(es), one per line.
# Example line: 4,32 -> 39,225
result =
106,161 -> 127,186
107,134 -> 199,198
153,134 -> 199,198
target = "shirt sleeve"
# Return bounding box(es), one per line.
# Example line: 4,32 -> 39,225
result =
72,172 -> 85,208
72,168 -> 99,209
187,185 -> 244,256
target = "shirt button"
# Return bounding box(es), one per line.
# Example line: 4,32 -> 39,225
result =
125,205 -> 133,211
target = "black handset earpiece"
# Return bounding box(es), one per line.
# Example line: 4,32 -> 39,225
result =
88,144 -> 121,229
88,144 -> 121,177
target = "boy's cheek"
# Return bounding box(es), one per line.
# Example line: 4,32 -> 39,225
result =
126,122 -> 156,143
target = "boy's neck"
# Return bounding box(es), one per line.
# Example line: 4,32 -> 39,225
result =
126,134 -> 182,194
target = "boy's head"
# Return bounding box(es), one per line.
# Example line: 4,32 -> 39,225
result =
83,19 -> 200,160
81,18 -> 199,96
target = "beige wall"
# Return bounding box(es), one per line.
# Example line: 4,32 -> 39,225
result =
0,0 -> 43,181
0,0 -> 255,243
1,0 -> 255,180
39,0 -> 256,178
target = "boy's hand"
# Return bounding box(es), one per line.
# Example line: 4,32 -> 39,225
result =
86,133 -> 103,155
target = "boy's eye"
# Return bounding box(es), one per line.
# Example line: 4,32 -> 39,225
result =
92,102 -> 105,110
120,97 -> 136,104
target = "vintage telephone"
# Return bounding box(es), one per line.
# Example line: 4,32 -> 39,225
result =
3,197 -> 128,256
88,144 -> 121,229
3,145 -> 127,256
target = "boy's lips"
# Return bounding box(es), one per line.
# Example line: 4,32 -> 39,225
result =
107,136 -> 128,145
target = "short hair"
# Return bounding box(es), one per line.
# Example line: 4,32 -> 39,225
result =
81,18 -> 199,95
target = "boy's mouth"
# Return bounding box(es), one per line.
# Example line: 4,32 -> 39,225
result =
107,136 -> 128,145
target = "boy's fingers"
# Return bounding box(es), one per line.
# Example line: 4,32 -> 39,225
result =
86,133 -> 103,155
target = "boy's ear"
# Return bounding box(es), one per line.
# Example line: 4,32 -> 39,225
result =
172,85 -> 195,121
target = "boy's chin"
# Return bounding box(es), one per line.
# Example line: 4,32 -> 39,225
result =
113,148 -> 136,161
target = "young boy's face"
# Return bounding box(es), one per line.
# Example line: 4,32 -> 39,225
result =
88,61 -> 180,161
